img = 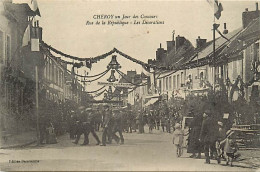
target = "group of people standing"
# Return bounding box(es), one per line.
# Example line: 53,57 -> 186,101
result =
184,109 -> 240,166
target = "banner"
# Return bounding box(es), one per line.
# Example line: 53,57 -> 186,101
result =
98,82 -> 134,88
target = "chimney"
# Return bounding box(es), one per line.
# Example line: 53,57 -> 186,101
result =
156,44 -> 167,62
167,31 -> 176,54
196,36 -> 207,49
242,3 -> 260,28
256,2 -> 259,11
176,35 -> 185,51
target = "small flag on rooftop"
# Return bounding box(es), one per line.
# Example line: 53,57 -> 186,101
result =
207,0 -> 223,20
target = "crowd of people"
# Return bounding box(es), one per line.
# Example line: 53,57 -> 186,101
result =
66,105 -> 181,146
174,109 -> 241,167
39,103 -> 241,167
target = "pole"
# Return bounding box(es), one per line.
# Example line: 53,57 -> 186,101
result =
213,23 -> 216,93
35,65 -> 40,145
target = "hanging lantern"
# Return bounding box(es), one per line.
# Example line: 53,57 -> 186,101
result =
107,69 -> 118,82
107,55 -> 121,69
223,23 -> 228,35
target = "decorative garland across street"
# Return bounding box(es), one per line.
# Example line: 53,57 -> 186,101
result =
80,68 -> 110,83
84,85 -> 106,93
41,41 -> 170,71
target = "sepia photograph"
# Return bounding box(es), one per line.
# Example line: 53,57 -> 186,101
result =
0,0 -> 260,171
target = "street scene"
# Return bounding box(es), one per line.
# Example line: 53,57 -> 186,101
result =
0,0 -> 260,171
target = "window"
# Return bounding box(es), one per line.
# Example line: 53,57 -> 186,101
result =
166,77 -> 168,90
0,30 -> 4,63
46,58 -> 49,80
187,74 -> 193,89
200,72 -> 204,88
50,60 -> 53,81
159,79 -> 162,93
173,75 -> 176,89
163,78 -> 165,91
181,72 -> 184,85
255,42 -> 259,61
169,76 -> 172,90
6,35 -> 11,64
177,75 -> 180,89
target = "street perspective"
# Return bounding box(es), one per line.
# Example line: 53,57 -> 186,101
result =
1,0 -> 260,171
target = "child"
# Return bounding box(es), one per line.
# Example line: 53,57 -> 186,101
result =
216,121 -> 227,164
172,123 -> 184,157
220,130 -> 240,166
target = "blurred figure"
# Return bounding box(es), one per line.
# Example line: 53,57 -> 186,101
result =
187,113 -> 203,159
199,110 -> 218,164
100,106 -> 112,146
110,109 -> 124,144
221,130 -> 241,166
172,123 -> 184,157
216,121 -> 227,163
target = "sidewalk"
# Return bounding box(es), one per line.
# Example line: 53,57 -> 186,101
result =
0,130 -> 37,149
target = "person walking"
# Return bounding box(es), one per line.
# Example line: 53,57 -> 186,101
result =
73,106 -> 86,145
110,109 -> 124,144
216,121 -> 227,163
161,115 -> 166,132
187,113 -> 203,159
199,110 -> 218,164
221,130 -> 240,166
100,106 -> 112,146
172,123 -> 184,157
84,108 -> 101,145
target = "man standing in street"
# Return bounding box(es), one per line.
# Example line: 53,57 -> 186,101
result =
110,109 -> 124,144
84,108 -> 101,145
199,109 -> 218,164
100,105 -> 112,146
73,106 -> 86,145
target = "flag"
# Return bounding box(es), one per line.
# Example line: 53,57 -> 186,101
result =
12,0 -> 41,16
207,0 -> 223,20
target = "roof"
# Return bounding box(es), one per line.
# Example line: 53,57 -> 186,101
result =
238,17 -> 260,40
190,27 -> 243,63
218,17 -> 260,61
166,38 -> 195,68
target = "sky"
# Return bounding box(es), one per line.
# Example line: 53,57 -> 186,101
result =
32,0 -> 257,98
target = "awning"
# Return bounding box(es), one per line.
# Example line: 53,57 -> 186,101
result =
144,98 -> 158,107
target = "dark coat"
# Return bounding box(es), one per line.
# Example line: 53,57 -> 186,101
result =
199,117 -> 218,143
187,115 -> 203,153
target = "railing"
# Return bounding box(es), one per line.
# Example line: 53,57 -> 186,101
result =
231,124 -> 260,148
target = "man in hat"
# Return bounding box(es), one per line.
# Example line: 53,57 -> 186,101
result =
73,106 -> 86,145
100,106 -> 112,146
199,109 -> 218,164
83,108 -> 101,145
110,109 -> 124,144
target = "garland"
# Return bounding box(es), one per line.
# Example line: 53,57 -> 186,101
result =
84,86 -> 106,93
41,40 -> 116,61
41,41 -> 172,71
80,68 -> 110,83
71,68 -> 110,78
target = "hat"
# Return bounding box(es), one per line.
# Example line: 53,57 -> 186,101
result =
175,123 -> 181,129
218,121 -> 223,126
